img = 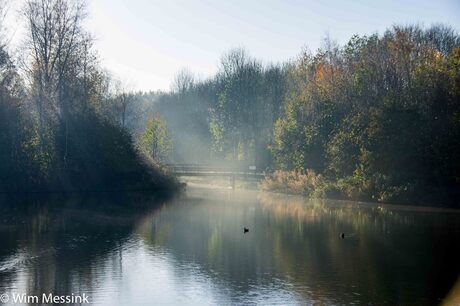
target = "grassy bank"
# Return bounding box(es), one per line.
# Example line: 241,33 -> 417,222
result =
260,170 -> 460,208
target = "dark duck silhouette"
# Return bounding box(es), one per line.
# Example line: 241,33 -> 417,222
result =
243,227 -> 249,234
340,232 -> 345,239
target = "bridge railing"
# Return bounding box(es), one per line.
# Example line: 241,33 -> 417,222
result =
165,163 -> 266,179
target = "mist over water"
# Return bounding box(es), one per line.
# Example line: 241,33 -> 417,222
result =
1,185 -> 459,305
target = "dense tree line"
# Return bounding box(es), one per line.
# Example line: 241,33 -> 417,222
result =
139,25 -> 459,206
272,25 -> 460,205
0,0 -> 176,193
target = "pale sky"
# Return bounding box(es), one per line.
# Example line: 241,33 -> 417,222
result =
5,0 -> 460,91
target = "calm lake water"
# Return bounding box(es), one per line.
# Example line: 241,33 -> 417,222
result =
1,184 -> 459,305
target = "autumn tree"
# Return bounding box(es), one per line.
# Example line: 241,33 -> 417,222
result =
272,25 -> 460,205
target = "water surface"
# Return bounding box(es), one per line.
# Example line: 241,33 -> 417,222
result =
0,185 -> 459,305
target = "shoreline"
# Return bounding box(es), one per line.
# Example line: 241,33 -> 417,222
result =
181,177 -> 460,213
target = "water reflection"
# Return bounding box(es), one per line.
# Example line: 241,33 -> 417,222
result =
256,194 -> 460,305
0,187 -> 459,305
0,194 -> 167,305
137,188 -> 460,305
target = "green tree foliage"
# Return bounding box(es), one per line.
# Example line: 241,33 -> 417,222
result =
139,115 -> 173,163
272,25 -> 460,206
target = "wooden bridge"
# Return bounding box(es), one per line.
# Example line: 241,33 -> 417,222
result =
166,164 -> 266,179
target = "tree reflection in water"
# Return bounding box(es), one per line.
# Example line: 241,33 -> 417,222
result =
0,193 -> 167,302
137,189 -> 460,305
0,188 -> 459,305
